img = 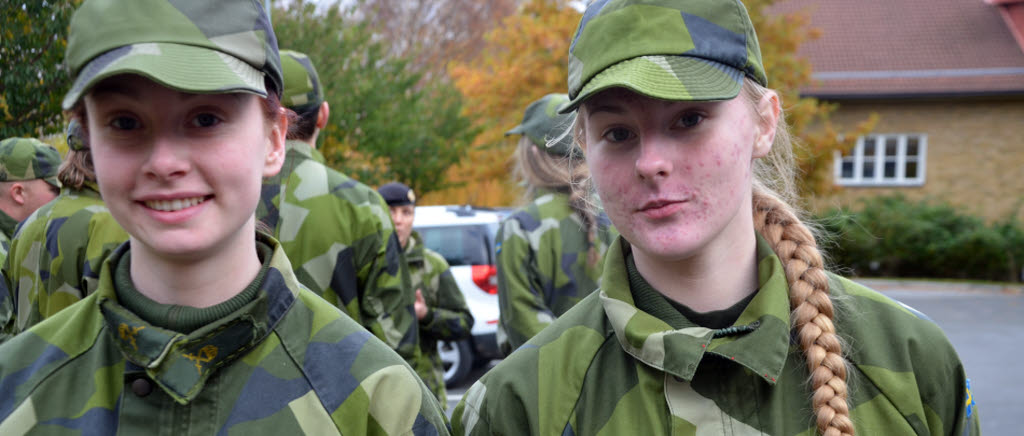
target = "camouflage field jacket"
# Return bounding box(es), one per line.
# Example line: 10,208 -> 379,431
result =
454,236 -> 980,436
0,234 -> 450,435
405,232 -> 473,406
495,190 -> 614,355
0,184 -> 128,341
258,140 -> 419,363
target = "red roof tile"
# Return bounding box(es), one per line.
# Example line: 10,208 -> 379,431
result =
771,0 -> 1024,97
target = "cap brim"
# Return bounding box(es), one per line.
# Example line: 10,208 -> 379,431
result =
505,125 -> 526,137
559,55 -> 744,114
63,42 -> 266,110
44,177 -> 60,189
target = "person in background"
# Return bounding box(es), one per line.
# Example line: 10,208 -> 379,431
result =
379,181 -> 474,409
0,0 -> 449,433
0,124 -> 129,342
258,49 -> 423,366
495,93 -> 615,355
0,137 -> 61,254
453,1 -> 980,435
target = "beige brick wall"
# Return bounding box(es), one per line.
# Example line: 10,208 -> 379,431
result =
808,98 -> 1024,222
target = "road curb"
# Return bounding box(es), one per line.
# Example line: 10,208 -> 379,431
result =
853,278 -> 1024,294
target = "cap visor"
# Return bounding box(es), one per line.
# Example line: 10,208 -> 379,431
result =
63,42 -> 266,109
505,125 -> 526,137
560,55 -> 744,113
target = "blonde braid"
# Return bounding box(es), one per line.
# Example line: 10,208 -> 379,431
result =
753,190 -> 854,436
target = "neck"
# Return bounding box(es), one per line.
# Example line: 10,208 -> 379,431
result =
632,211 -> 760,313
128,226 -> 262,308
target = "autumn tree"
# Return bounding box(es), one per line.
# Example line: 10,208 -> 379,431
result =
1,0 -> 80,139
272,0 -> 477,196
433,0 -> 580,206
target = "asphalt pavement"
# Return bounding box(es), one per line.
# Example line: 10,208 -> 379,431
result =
446,279 -> 1024,434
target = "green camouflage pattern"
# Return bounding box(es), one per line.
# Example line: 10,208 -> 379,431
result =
563,0 -> 767,112
454,236 -> 981,436
63,0 -> 283,109
0,234 -> 450,435
405,232 -> 474,407
506,94 -> 578,157
495,190 -> 615,355
0,183 -> 129,341
0,138 -> 61,188
258,140 -> 420,363
280,49 -> 324,111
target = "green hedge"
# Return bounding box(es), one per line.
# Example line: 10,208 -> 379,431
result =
815,195 -> 1024,282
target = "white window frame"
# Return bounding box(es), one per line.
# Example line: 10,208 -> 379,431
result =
834,133 -> 927,187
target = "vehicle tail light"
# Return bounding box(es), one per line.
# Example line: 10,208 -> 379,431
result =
471,264 -> 498,295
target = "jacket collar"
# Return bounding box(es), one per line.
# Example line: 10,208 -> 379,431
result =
600,235 -> 792,385
96,233 -> 300,404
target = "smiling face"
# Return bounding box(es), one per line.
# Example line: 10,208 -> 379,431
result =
84,75 -> 285,263
580,87 -> 777,265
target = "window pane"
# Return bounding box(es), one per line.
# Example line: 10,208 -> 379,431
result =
841,161 -> 854,178
885,138 -> 898,156
907,137 -> 919,157
862,161 -> 875,178
905,161 -> 918,178
863,137 -> 876,157
884,161 -> 896,178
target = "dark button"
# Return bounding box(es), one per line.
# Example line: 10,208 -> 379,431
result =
131,378 -> 153,397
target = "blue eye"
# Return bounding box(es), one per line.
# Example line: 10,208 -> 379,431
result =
603,127 -> 635,142
192,113 -> 221,128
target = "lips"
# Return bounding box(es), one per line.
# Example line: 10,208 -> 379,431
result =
637,198 -> 686,219
143,196 -> 209,212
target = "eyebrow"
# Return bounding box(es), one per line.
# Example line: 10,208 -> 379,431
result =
89,81 -> 245,103
586,103 -> 626,118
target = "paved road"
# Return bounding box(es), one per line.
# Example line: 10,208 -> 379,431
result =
446,280 -> 1024,435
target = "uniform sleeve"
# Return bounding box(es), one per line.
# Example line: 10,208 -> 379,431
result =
354,193 -> 420,362
496,216 -> 555,355
0,268 -> 13,344
419,253 -> 473,342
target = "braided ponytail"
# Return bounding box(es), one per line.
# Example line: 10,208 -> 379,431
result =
753,190 -> 854,436
742,78 -> 853,435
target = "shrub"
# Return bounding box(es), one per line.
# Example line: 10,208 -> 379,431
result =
815,195 -> 1023,282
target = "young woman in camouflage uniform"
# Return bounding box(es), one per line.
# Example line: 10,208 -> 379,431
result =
496,93 -> 615,355
379,181 -> 474,409
453,1 -> 979,435
0,0 -> 449,434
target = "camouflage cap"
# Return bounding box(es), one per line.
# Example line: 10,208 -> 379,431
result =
62,0 -> 283,110
0,138 -> 62,188
378,182 -> 416,207
561,0 -> 767,113
506,93 -> 578,157
280,49 -> 324,112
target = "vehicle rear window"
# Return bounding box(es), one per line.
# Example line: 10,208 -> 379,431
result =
416,224 -> 497,266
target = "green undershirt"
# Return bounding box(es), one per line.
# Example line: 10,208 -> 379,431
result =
627,252 -> 756,330
114,242 -> 273,333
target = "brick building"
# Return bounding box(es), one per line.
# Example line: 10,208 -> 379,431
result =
775,0 -> 1024,221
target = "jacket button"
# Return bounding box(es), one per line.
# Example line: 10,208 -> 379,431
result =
131,378 -> 153,397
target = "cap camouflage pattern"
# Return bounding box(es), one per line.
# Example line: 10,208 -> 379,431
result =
0,138 -> 61,188
562,0 -> 768,112
506,93 -> 578,157
63,0 -> 283,109
280,49 -> 324,111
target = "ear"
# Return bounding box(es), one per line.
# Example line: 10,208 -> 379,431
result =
263,107 -> 287,178
316,101 -> 330,130
9,183 -> 26,206
752,90 -> 780,159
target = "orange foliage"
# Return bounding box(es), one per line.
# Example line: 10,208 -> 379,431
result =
424,0 -> 580,206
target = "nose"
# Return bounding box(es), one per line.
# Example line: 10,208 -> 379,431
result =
634,136 -> 672,181
142,135 -> 190,180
